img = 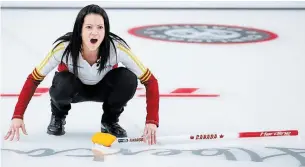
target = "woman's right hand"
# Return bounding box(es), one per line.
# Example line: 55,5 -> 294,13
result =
4,118 -> 28,141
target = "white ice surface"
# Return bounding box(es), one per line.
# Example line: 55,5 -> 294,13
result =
1,5 -> 305,167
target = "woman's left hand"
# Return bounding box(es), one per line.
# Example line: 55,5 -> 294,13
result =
143,123 -> 157,145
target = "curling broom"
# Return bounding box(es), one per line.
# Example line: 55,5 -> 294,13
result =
91,129 -> 298,161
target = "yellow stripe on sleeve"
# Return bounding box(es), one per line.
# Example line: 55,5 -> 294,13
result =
117,44 -> 146,72
37,43 -> 65,72
139,69 -> 149,80
139,69 -> 152,84
142,72 -> 152,83
31,68 -> 45,81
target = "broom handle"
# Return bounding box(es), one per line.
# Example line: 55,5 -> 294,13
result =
114,129 -> 298,144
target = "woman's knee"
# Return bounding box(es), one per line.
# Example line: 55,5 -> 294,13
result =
114,67 -> 138,89
104,67 -> 138,103
49,71 -> 80,102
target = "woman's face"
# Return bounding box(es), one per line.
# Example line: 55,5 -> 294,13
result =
81,14 -> 105,52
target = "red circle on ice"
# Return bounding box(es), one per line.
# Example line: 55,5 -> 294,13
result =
128,23 -> 278,44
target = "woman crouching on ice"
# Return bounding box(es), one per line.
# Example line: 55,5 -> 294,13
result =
4,4 -> 159,145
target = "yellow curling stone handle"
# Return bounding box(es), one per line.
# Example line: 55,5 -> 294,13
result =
91,132 -> 117,147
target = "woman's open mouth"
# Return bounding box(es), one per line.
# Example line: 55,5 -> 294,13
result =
90,38 -> 98,44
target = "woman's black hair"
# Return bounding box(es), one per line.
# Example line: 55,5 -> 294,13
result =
52,4 -> 129,76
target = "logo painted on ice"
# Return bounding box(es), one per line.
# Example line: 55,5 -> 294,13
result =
2,147 -> 305,166
128,24 -> 278,44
